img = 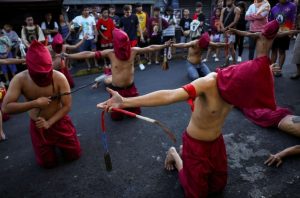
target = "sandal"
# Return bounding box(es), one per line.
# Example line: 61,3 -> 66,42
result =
290,73 -> 300,80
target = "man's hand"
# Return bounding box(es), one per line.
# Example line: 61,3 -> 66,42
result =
97,88 -> 124,111
35,117 -> 51,129
83,34 -> 89,40
34,97 -> 51,108
165,39 -> 173,47
264,153 -> 283,167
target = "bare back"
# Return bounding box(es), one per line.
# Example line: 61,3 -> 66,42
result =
187,41 -> 203,65
107,49 -> 136,87
17,70 -> 68,120
187,73 -> 232,141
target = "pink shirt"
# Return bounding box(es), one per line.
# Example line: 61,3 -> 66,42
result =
245,4 -> 269,32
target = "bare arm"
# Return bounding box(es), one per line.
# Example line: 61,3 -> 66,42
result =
46,73 -> 71,127
265,145 -> 300,167
172,40 -> 197,49
97,74 -> 214,110
65,49 -> 110,60
220,8 -> 225,30
133,44 -> 167,54
2,74 -> 50,114
229,28 -> 260,38
0,58 -> 25,65
276,30 -> 300,38
209,41 -> 228,48
65,35 -> 87,50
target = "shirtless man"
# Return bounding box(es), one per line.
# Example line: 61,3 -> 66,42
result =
65,28 -> 171,120
172,32 -> 227,81
96,21 -> 281,197
48,33 -> 87,88
229,21 -> 300,138
2,41 -> 81,168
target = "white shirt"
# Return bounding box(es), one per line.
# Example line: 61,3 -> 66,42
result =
41,21 -> 59,43
162,15 -> 177,37
72,15 -> 96,40
246,3 -> 269,18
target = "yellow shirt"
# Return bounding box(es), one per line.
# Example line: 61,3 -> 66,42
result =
136,11 -> 147,36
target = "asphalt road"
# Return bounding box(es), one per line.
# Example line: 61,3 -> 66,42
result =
0,45 -> 300,198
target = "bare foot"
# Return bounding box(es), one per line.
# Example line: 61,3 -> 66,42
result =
0,130 -> 7,142
165,147 -> 176,171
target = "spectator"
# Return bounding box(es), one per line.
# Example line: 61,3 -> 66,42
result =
220,0 -> 241,65
234,1 -> 247,62
162,6 -> 177,60
3,24 -> 20,58
120,5 -> 143,46
41,13 -> 59,44
58,14 -> 71,41
245,0 -> 270,60
291,33 -> 300,79
270,0 -> 297,77
72,6 -> 98,70
90,5 -> 101,24
193,2 -> 205,23
215,0 -> 225,8
135,3 -> 149,69
0,30 -> 17,86
179,9 -> 192,55
203,7 -> 222,62
21,14 -> 45,48
96,7 -> 114,69
109,4 -> 120,28
147,6 -> 169,65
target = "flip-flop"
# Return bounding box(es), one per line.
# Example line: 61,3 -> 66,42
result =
0,134 -> 7,142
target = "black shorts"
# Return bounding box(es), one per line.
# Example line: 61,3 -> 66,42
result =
272,36 -> 291,51
150,36 -> 162,45
137,36 -> 149,47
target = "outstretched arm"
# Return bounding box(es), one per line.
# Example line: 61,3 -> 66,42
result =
229,28 -> 260,38
172,40 -> 197,49
97,74 -> 214,110
265,145 -> 300,167
276,30 -> 300,38
0,58 -> 25,65
209,42 -> 228,48
64,49 -> 110,60
133,43 -> 168,54
65,35 -> 88,50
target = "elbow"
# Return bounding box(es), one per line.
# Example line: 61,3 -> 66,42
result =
2,103 -> 10,114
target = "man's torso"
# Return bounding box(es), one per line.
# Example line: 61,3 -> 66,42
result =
187,42 -> 202,64
187,73 -> 232,141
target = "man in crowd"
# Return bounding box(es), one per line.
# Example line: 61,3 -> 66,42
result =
71,6 -> 98,70
41,13 -> 59,44
2,41 -> 81,168
220,0 -> 241,65
146,7 -> 169,65
109,4 -> 120,28
179,8 -> 192,55
270,0 -> 297,77
21,14 -> 45,48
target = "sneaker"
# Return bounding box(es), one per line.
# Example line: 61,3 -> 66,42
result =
202,58 -> 207,62
229,56 -> 233,61
237,56 -> 242,62
212,53 -> 217,58
214,57 -> 219,62
155,61 -> 159,65
139,63 -> 146,71
147,61 -> 152,65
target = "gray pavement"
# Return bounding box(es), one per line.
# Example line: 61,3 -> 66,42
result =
0,44 -> 300,198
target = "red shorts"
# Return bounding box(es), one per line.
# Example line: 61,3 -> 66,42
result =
179,131 -> 227,198
130,40 -> 138,47
109,83 -> 141,120
30,115 -> 81,168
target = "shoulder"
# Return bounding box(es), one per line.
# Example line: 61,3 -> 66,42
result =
13,70 -> 28,83
53,70 -> 67,82
235,7 -> 241,12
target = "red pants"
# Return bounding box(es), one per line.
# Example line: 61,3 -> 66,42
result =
59,67 -> 75,88
30,115 -> 81,168
179,131 -> 227,198
109,83 -> 141,120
